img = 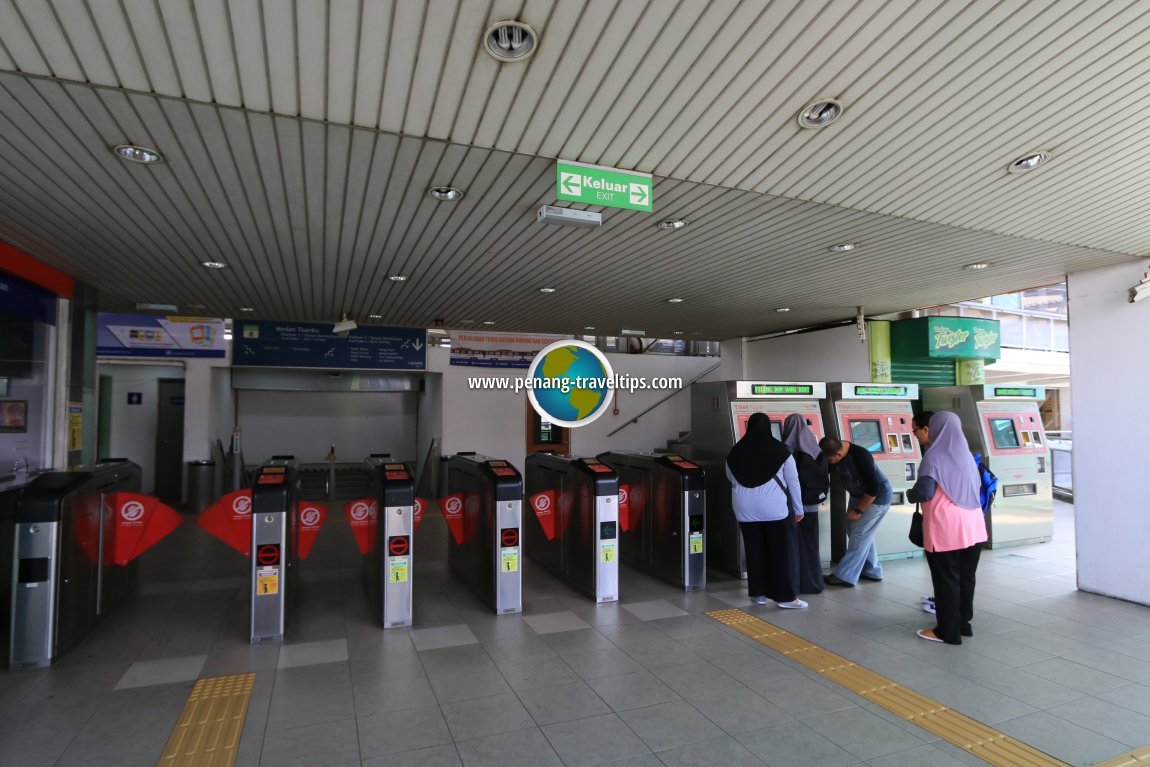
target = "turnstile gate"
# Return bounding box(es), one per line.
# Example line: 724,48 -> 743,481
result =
361,457 -> 416,628
525,454 -> 619,603
443,454 -> 522,615
599,452 -> 706,591
249,459 -> 299,643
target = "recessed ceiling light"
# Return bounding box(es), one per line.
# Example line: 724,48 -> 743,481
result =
666,298 -> 685,303
658,219 -> 688,230
1008,151 -> 1051,173
113,144 -> 164,164
672,331 -> 684,335
482,320 -> 496,325
369,314 -> 382,319
483,20 -> 538,62
389,275 -> 408,282
428,328 -> 448,335
775,307 -> 791,312
583,326 -> 595,330
223,332 -> 233,341
240,307 -> 255,312
201,261 -> 227,269
428,186 -> 463,201
539,287 -> 557,293
963,262 -> 992,271
829,242 -> 859,252
797,99 -> 844,129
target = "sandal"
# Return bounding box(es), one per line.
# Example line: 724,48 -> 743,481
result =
916,628 -> 944,643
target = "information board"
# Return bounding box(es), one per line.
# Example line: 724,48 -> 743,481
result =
234,320 -> 426,370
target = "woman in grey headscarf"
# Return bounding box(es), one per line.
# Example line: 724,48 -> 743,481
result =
781,413 -> 829,594
907,411 -> 988,644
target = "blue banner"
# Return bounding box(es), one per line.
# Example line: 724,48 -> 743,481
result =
234,320 -> 426,371
0,271 -> 56,325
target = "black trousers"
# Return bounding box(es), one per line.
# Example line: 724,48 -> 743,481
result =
925,543 -> 983,644
792,508 -> 824,594
740,519 -> 797,603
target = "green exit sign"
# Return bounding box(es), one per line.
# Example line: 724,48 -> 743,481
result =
556,161 -> 653,212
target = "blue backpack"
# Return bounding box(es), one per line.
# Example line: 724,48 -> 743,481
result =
973,453 -> 998,514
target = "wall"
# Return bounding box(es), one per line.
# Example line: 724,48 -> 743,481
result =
427,347 -> 525,470
415,371 -> 443,486
96,362 -> 185,493
207,365 -> 236,456
182,356 -> 233,462
742,325 -> 870,382
236,390 -> 418,464
1067,261 -> 1150,606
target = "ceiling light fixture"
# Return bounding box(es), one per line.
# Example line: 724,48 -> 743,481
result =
1008,151 -> 1051,173
428,186 -> 463,201
775,307 -> 791,312
666,297 -> 685,303
482,321 -> 496,325
797,99 -> 844,129
658,219 -> 688,230
483,20 -> 538,62
223,332 -> 233,341
201,261 -> 227,269
113,144 -> 164,164
389,275 -> 408,282
539,287 -> 557,293
963,262 -> 992,271
829,242 -> 859,252
672,331 -> 684,335
583,326 -> 595,330
369,314 -> 382,319
240,307 -> 255,312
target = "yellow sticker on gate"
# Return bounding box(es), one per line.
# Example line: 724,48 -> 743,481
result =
501,550 -> 518,572
257,568 -> 278,595
601,542 -> 616,563
390,558 -> 409,583
690,532 -> 703,554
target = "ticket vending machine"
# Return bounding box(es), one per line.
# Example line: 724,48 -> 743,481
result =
443,454 -> 523,615
922,385 -> 1053,548
524,454 -> 619,603
690,381 -> 829,578
822,383 -> 922,562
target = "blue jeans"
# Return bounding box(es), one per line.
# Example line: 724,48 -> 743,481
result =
834,502 -> 890,583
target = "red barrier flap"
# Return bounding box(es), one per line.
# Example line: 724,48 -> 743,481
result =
439,492 -> 466,545
618,484 -> 632,533
414,497 -> 428,533
343,498 -> 378,555
624,483 -> 646,532
107,492 -> 183,565
530,490 -> 557,540
75,493 -> 102,564
198,489 -> 253,556
295,501 -> 327,559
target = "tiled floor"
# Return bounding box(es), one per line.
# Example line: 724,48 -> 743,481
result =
3,500 -> 1149,767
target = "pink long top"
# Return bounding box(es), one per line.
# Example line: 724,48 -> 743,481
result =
922,486 -> 988,553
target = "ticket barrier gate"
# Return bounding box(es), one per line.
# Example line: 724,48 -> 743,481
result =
442,454 -> 522,615
690,380 -> 829,577
9,461 -> 184,668
923,385 -> 1053,548
525,454 -> 619,603
346,457 -> 426,629
599,452 -> 706,591
822,383 -> 922,561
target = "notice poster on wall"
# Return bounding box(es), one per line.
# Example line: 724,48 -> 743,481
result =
97,314 -> 227,358
449,331 -> 571,369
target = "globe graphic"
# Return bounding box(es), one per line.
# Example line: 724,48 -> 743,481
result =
530,344 -> 611,424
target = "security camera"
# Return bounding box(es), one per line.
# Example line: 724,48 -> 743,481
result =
333,319 -> 357,335
1130,270 -> 1150,304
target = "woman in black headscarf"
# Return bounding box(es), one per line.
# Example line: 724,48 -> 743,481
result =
782,413 -> 830,594
725,412 -> 808,609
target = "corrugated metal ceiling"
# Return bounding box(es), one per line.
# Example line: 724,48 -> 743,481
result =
0,0 -> 1146,338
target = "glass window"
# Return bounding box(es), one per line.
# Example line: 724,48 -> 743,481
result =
848,420 -> 884,453
999,313 -> 1024,347
1052,319 -> 1069,351
989,418 -> 1021,449
991,293 -> 1022,310
1026,317 -> 1053,350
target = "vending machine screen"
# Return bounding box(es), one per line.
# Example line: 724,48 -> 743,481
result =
770,421 -> 783,440
849,420 -> 884,453
989,418 -> 1021,449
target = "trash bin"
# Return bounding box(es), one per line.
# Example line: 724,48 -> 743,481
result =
187,460 -> 215,513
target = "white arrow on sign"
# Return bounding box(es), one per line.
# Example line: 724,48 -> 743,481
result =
629,182 -> 649,206
413,340 -> 424,351
560,172 -> 582,196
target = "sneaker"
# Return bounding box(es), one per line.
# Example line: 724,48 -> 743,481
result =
922,598 -> 936,615
824,574 -> 854,587
752,596 -> 768,605
778,599 -> 808,609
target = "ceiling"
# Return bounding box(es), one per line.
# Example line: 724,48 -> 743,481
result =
0,0 -> 1147,339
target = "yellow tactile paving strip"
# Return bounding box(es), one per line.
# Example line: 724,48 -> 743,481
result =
157,673 -> 256,767
707,609 -> 1071,767
1095,746 -> 1150,767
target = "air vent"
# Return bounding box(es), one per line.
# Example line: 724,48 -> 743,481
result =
484,20 -> 538,62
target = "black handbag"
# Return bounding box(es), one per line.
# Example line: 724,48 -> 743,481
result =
909,504 -> 924,548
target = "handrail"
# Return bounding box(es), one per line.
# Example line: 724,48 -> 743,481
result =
606,362 -> 720,438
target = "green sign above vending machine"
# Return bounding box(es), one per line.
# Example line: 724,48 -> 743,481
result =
890,317 -> 1001,360
555,161 -> 653,212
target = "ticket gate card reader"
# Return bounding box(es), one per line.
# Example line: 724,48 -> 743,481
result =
361,458 -> 417,628
598,452 -> 706,591
250,459 -> 299,643
443,454 -> 523,615
922,385 -> 1053,548
525,454 -> 619,603
821,383 -> 922,562
690,381 -> 828,578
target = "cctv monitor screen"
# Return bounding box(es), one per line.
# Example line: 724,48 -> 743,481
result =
848,420 -> 884,453
989,418 -> 1021,449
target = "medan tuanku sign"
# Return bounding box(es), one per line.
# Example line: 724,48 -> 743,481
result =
555,161 -> 653,212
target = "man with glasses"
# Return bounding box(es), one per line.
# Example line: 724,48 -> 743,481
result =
819,435 -> 893,586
